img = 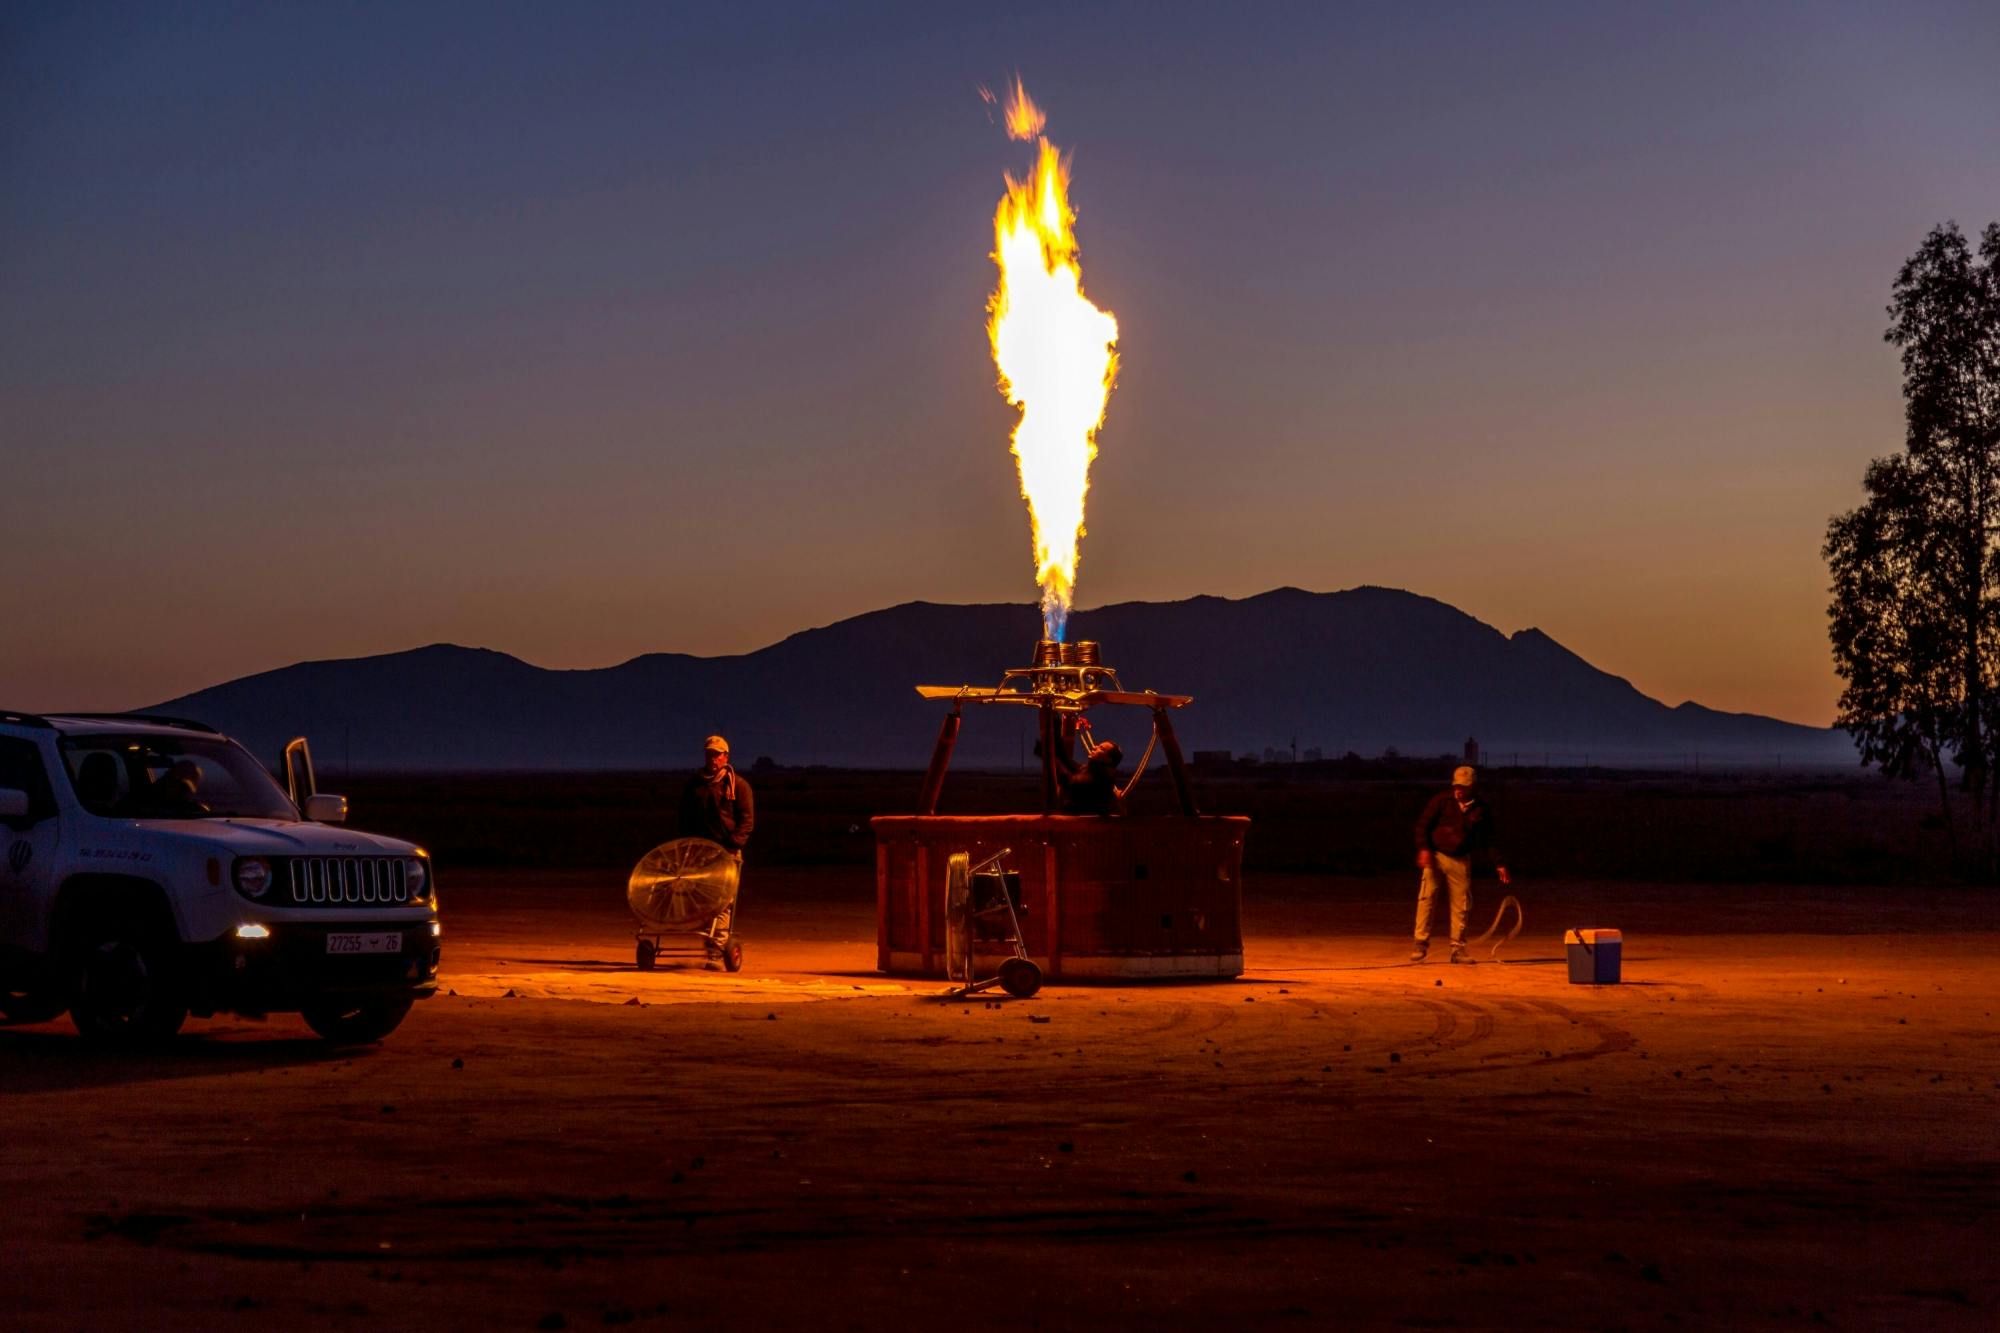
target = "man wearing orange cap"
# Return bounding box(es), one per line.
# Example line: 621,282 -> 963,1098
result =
680,734 -> 755,965
1411,764 -> 1510,964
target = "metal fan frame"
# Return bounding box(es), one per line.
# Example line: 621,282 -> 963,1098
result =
940,848 -> 1042,1000
628,836 -> 745,972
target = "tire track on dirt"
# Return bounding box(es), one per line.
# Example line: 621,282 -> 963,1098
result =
1381,995 -> 1637,1080
1521,997 -> 1638,1064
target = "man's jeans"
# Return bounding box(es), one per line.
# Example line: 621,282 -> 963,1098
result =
706,904 -> 734,951
1415,852 -> 1472,946
705,850 -> 743,953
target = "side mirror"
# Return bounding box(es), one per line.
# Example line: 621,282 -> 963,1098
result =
303,793 -> 348,824
0,788 -> 28,820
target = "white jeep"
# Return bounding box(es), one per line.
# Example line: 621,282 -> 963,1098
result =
0,711 -> 440,1044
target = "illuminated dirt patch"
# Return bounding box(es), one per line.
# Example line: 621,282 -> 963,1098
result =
441,969 -> 908,1006
16,882 -> 1996,1330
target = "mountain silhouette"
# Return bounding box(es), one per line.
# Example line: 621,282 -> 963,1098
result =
147,587 -> 1854,770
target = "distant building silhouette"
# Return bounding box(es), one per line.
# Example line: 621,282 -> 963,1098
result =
1463,736 -> 1480,765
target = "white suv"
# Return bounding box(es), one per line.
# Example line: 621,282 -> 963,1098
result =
0,711 -> 440,1044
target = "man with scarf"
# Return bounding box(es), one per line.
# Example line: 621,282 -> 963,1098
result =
1411,764 -> 1510,964
679,734 -> 755,966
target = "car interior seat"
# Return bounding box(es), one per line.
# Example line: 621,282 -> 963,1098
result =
75,752 -> 120,812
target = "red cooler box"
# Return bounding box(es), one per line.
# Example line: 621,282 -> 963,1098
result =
1565,928 -> 1622,984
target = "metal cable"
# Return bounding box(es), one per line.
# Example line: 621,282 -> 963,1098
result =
1116,724 -> 1162,801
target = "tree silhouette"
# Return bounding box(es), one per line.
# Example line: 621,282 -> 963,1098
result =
1827,222 -> 2000,869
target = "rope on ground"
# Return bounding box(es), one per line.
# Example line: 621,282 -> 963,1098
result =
1465,894 -> 1525,960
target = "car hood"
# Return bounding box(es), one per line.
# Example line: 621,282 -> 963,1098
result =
128,819 -> 422,857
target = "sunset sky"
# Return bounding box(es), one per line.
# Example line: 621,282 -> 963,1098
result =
5,1 -> 1998,724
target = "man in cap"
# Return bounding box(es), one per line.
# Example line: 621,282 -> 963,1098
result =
679,735 -> 754,966
1059,737 -> 1125,816
1411,765 -> 1510,963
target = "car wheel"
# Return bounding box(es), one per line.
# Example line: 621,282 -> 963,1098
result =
0,986 -> 68,1025
69,927 -> 188,1044
301,995 -> 414,1045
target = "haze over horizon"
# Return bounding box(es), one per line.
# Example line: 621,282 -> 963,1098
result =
6,2 -> 1999,725
158,583 -> 1841,726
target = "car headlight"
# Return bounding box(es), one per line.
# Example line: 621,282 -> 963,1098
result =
405,854 -> 430,899
233,856 -> 273,899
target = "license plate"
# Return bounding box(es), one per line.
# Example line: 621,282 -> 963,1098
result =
326,932 -> 401,955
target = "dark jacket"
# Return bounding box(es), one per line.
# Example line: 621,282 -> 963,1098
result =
680,767 -> 755,853
1415,790 -> 1501,865
1059,758 -> 1124,816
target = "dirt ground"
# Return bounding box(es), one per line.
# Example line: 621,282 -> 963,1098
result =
2,869 -> 1995,1331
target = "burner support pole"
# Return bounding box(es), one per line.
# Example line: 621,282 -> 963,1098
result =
1039,702 -> 1059,813
1153,705 -> 1198,816
919,706 -> 962,815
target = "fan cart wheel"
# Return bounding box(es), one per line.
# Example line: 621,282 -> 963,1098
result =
636,939 -> 656,971
723,941 -> 744,972
998,956 -> 1042,999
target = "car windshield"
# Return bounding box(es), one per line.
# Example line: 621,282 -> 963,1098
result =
59,734 -> 299,821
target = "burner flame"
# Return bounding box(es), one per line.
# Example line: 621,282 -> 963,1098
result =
986,80 -> 1118,642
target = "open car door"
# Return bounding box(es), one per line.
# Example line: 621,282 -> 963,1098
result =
281,737 -> 317,807
282,737 -> 347,823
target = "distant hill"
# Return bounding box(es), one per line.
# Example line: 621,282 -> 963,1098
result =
148,587 -> 1855,771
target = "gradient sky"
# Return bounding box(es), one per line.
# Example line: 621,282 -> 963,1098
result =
5,1 -> 1998,723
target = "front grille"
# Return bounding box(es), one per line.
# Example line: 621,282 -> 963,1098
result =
286,856 -> 411,906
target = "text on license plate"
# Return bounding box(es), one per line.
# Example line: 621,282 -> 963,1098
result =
326,932 -> 402,955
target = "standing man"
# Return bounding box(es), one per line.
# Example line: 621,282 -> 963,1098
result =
1412,765 -> 1510,964
680,734 -> 754,967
